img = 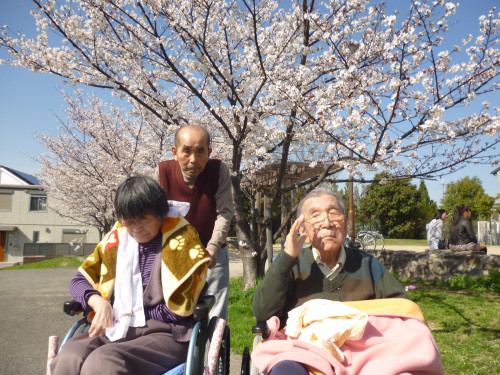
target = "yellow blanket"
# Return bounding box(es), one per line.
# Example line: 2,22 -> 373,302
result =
79,216 -> 211,317
343,298 -> 427,324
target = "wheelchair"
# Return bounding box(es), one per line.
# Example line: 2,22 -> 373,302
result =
48,295 -> 230,375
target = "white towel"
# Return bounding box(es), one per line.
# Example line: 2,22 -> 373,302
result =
106,229 -> 145,341
285,299 -> 368,361
168,200 -> 190,217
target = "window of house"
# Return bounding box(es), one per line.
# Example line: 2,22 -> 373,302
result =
0,191 -> 13,211
30,195 -> 47,211
33,231 -> 40,243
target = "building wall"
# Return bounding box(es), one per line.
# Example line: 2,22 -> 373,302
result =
0,186 -> 100,264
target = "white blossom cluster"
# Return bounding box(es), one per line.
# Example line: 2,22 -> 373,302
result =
36,91 -> 170,232
1,0 -> 499,232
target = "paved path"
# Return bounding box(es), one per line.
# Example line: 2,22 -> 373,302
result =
0,268 -> 76,375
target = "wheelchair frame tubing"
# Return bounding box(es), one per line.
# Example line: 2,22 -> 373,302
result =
60,318 -> 89,348
184,320 -> 207,375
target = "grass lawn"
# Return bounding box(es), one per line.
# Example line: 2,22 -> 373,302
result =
229,277 -> 500,375
1,256 -> 84,270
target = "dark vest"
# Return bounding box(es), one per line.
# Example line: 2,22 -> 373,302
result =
158,159 -> 220,247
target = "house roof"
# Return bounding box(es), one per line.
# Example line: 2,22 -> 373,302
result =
0,165 -> 40,185
491,166 -> 500,175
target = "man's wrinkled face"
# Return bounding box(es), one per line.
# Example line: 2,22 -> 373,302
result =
301,194 -> 347,254
173,126 -> 212,179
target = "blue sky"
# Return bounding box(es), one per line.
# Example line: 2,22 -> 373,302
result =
1,0 -> 498,204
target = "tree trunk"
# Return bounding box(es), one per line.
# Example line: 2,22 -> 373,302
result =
230,175 -> 259,290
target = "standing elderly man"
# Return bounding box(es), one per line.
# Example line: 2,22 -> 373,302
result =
253,188 -> 408,326
156,125 -> 234,321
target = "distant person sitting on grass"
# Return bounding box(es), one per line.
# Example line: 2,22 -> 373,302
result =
448,205 -> 487,254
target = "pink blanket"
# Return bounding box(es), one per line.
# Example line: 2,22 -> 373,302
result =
251,314 -> 444,375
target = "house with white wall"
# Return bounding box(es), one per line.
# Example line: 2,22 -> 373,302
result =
0,165 -> 100,266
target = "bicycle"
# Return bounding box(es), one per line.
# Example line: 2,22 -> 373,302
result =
346,231 -> 385,251
357,230 -> 385,251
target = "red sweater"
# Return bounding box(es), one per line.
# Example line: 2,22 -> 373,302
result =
158,159 -> 220,247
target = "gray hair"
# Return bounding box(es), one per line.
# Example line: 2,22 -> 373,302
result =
297,188 -> 346,217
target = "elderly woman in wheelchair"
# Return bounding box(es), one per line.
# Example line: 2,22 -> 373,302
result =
50,175 -> 214,375
244,189 -> 444,375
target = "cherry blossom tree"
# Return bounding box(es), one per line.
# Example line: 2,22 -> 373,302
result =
2,0 -> 499,287
37,91 -> 171,237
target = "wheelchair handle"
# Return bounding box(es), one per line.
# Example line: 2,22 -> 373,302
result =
193,295 -> 215,321
252,322 -> 271,340
63,300 -> 84,316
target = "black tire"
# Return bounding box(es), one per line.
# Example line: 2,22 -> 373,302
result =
217,325 -> 230,375
241,347 -> 250,375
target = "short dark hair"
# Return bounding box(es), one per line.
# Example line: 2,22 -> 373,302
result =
174,124 -> 211,148
114,175 -> 169,221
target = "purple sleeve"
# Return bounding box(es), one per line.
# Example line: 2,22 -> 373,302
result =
70,272 -> 101,311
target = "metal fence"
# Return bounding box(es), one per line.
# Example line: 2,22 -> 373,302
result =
24,243 -> 97,257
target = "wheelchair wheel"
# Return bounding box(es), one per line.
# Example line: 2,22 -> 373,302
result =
60,318 -> 90,348
205,317 -> 230,375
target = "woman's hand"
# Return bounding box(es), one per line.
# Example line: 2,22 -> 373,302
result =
87,294 -> 114,338
284,215 -> 308,259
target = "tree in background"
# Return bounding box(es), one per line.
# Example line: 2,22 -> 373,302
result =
417,180 -> 438,237
359,173 -> 436,238
37,91 -> 171,237
441,176 -> 496,221
2,0 -> 499,287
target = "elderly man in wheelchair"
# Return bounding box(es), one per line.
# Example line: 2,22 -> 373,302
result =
246,188 -> 444,375
50,176 -> 228,375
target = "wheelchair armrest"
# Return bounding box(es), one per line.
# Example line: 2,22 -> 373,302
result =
64,300 -> 84,316
252,322 -> 271,340
193,295 -> 215,321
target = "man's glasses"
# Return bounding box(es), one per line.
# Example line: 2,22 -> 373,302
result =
305,210 -> 344,229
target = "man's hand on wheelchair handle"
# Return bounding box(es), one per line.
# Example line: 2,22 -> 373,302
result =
206,249 -> 217,269
87,294 -> 114,338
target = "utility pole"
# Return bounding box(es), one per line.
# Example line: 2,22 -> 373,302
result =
347,43 -> 359,246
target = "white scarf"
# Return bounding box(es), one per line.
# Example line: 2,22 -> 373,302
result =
106,229 -> 145,341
